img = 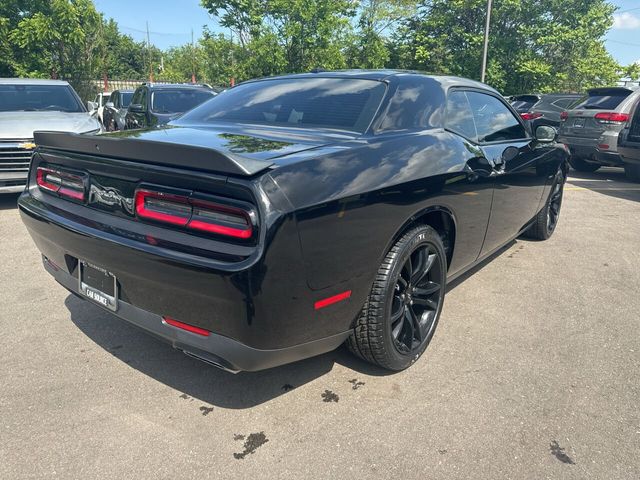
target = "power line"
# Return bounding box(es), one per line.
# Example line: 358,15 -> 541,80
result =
607,38 -> 640,48
617,6 -> 640,14
119,24 -> 191,37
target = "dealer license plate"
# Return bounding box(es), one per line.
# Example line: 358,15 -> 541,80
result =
78,260 -> 118,311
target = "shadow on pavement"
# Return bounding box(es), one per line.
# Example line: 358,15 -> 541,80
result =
65,294 -> 392,409
567,167 -> 640,203
0,193 -> 20,210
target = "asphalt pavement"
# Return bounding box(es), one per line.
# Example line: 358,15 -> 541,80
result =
1,167 -> 639,479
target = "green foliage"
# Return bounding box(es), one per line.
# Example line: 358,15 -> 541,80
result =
0,0 -> 627,97
390,0 -> 621,93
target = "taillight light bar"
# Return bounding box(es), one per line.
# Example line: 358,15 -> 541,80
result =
134,188 -> 254,239
594,112 -> 629,124
36,166 -> 86,202
520,112 -> 543,121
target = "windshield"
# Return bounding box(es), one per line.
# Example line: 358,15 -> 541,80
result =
151,89 -> 215,114
175,78 -> 387,133
0,84 -> 84,112
121,92 -> 133,108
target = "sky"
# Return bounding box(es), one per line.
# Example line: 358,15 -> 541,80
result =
94,0 -> 640,66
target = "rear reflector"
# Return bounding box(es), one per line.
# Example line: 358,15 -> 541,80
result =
598,144 -> 609,150
594,112 -> 629,124
163,316 -> 210,336
314,290 -> 352,310
520,112 -> 543,120
36,166 -> 86,202
134,188 -> 253,239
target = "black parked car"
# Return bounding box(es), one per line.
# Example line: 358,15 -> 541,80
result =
19,71 -> 568,373
102,89 -> 134,131
618,94 -> 640,182
510,93 -> 582,129
124,83 -> 216,130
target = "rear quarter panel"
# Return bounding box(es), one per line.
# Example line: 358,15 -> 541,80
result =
267,130 -> 494,291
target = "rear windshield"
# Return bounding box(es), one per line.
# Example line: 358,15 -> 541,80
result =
0,84 -> 84,112
572,90 -> 632,110
151,89 -> 215,114
121,92 -> 133,108
510,95 -> 540,112
175,78 -> 387,133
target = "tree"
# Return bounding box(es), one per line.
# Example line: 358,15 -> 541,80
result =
389,0 -> 621,94
201,0 -> 356,76
347,0 -> 416,68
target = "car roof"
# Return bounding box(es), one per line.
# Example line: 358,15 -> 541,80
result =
242,69 -> 498,94
0,78 -> 70,86
142,83 -> 213,90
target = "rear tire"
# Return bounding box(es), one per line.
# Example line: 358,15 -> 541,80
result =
523,169 -> 565,240
347,225 -> 447,371
568,156 -> 600,172
624,163 -> 640,182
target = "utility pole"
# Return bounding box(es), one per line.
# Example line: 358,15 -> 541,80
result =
229,28 -> 235,87
480,0 -> 492,83
146,21 -> 153,82
191,28 -> 196,84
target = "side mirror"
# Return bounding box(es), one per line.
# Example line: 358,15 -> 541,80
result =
104,101 -> 114,108
535,125 -> 556,143
87,101 -> 97,111
128,104 -> 144,113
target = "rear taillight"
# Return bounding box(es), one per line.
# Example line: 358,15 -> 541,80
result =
135,190 -> 191,226
594,112 -> 629,124
520,112 -> 543,121
36,166 -> 86,202
134,188 -> 254,239
560,111 -> 568,122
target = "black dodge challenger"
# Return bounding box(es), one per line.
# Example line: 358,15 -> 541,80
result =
18,70 -> 568,372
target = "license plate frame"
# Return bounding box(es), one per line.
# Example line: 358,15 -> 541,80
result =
78,260 -> 118,311
573,118 -> 585,128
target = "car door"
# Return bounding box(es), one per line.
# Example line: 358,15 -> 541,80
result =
125,87 -> 147,129
462,90 -> 559,257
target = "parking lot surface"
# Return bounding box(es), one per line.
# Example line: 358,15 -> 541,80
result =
1,168 -> 639,479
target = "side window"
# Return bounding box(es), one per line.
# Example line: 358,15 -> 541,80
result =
131,88 -> 143,107
139,88 -> 148,110
445,91 -> 477,141
552,98 -> 573,109
110,92 -> 118,107
466,91 -> 528,143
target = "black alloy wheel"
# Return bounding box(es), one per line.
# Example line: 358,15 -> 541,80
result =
347,225 -> 447,371
546,178 -> 563,234
523,168 -> 565,240
390,244 -> 442,354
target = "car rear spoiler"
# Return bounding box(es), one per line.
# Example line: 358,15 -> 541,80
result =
33,131 -> 274,177
587,87 -> 635,96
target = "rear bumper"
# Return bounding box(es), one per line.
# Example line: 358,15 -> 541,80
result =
46,258 -> 349,372
0,171 -> 28,193
18,187 -> 359,370
558,131 -> 625,166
